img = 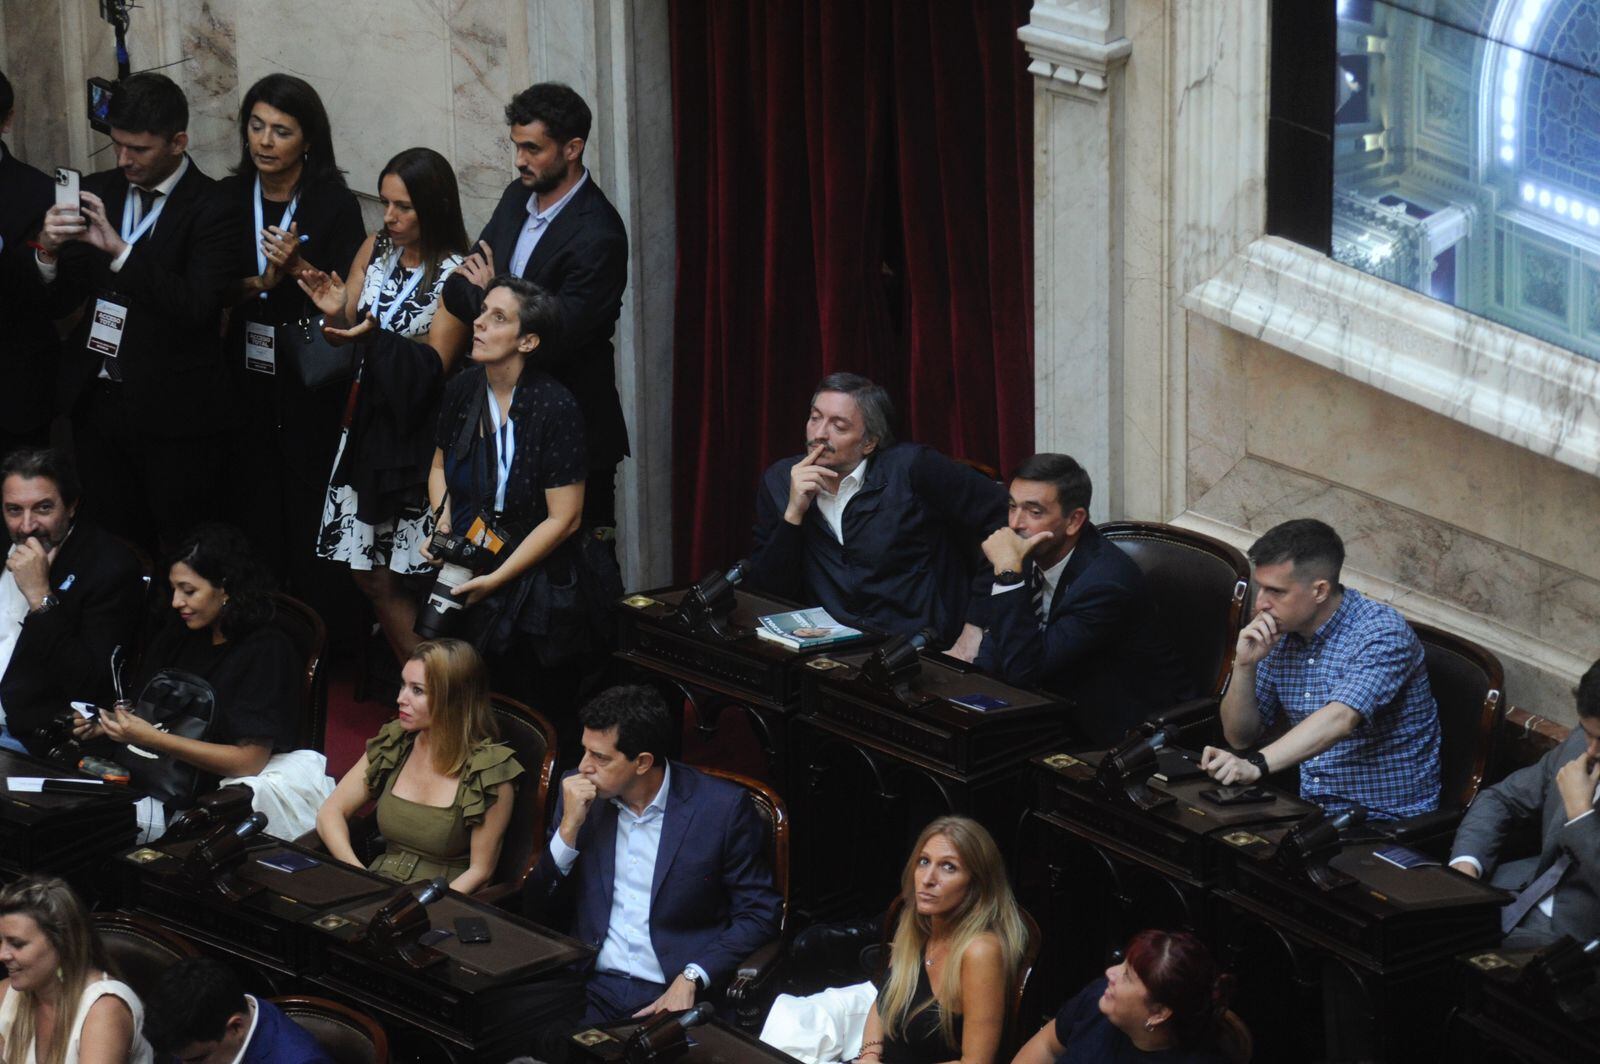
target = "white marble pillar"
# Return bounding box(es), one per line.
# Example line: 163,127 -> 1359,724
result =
1020,0 -> 1131,522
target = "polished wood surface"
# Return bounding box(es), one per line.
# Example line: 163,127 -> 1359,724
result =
568,1015 -> 804,1063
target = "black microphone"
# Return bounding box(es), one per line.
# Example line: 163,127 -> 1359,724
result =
1328,805 -> 1367,833
415,876 -> 448,906
723,560 -> 747,585
675,1001 -> 715,1030
232,811 -> 268,839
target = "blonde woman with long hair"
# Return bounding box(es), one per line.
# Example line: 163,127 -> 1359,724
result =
316,638 -> 523,893
857,816 -> 1028,1064
0,877 -> 152,1064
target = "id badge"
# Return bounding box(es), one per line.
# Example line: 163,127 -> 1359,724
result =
244,320 -> 276,375
87,298 -> 129,361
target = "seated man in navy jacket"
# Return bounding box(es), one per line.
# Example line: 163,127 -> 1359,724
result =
145,958 -> 331,1063
973,453 -> 1187,745
746,372 -> 1007,653
525,684 -> 782,1030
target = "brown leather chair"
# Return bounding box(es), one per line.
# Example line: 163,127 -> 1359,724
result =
269,996 -> 388,1064
1410,621 -> 1503,810
1494,704 -> 1569,777
700,766 -> 789,1030
1098,522 -> 1251,702
953,456 -> 1001,482
475,694 -> 559,905
1008,908 -> 1043,1055
268,592 -> 328,752
93,912 -> 199,1005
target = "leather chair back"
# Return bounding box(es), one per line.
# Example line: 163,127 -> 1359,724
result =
268,592 -> 328,751
487,694 -> 559,891
270,996 -> 388,1064
93,912 -> 199,1005
1099,522 -> 1250,698
1495,705 -> 1569,778
697,766 -> 789,931
1411,621 -> 1503,809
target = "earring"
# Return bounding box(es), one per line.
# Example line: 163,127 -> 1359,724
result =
55,966 -> 63,981
1143,1018 -> 1156,1031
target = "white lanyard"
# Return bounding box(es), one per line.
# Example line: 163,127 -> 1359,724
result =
120,187 -> 169,245
252,176 -> 300,296
485,385 -> 515,512
372,251 -> 426,331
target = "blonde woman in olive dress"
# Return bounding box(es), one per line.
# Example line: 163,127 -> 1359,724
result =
316,639 -> 522,891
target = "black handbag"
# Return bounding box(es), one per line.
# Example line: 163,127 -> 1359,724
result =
113,668 -> 219,807
279,314 -> 358,390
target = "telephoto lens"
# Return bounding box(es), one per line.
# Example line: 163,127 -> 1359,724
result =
414,530 -> 497,638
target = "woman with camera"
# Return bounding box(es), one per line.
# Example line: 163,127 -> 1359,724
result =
0,876 -> 154,1063
218,73 -> 365,596
1010,929 -> 1249,1064
422,275 -> 585,704
297,147 -> 470,666
316,638 -> 522,891
72,524 -> 322,840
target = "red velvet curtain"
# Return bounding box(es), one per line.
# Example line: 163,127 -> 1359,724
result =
670,0 -> 1033,580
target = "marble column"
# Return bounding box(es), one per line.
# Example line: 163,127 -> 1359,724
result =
1020,0 -> 1132,522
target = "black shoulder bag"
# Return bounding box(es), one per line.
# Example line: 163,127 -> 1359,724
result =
113,668 -> 221,807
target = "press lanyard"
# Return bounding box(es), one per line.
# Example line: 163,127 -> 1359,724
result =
485,385 -> 515,513
253,176 -> 300,298
120,188 -> 169,245
371,250 -> 426,331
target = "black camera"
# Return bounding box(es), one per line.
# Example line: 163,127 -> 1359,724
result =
414,531 -> 498,639
30,712 -> 82,766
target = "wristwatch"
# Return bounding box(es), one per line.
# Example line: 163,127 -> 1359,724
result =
28,593 -> 59,617
994,569 -> 1024,587
682,966 -> 704,990
1242,749 -> 1270,777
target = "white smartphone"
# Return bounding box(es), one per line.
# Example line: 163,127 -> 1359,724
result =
69,701 -> 97,719
53,167 -> 82,216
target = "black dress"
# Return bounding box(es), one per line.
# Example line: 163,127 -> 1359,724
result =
137,619 -> 301,754
880,961 -> 962,1063
218,173 -> 365,599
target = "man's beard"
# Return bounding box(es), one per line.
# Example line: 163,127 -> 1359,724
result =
527,167 -> 564,196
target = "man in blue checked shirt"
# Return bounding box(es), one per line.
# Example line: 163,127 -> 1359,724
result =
1198,518 -> 1441,819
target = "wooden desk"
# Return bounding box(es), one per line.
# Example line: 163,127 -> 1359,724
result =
792,650 -> 1068,921
568,1015 -> 803,1063
616,585 -> 881,789
1445,945 -> 1599,1063
0,747 -> 139,899
119,834 -> 593,1060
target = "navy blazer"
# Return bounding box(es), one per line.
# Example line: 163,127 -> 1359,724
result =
975,522 -> 1189,746
442,175 -> 629,469
241,996 -> 333,1064
0,521 -> 146,746
525,762 -> 782,988
746,443 -> 1007,645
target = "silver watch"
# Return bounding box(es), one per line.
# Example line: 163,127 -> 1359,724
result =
29,593 -> 59,616
682,966 -> 703,989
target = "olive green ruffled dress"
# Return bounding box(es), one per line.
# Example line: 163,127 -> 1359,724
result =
363,719 -> 524,884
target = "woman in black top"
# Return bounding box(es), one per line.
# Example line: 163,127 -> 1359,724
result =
219,74 -> 365,596
1011,930 -> 1249,1064
425,276 -> 585,696
72,525 -> 299,813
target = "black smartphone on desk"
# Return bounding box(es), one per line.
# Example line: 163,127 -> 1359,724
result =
455,916 -> 491,944
1198,785 -> 1275,806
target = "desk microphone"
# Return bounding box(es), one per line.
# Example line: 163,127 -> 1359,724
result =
1327,806 -> 1367,833
625,1002 -> 716,1063
415,876 -> 448,906
233,811 -> 269,838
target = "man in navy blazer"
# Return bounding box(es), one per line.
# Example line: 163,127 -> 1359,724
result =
443,82 -> 630,532
973,453 -> 1188,745
525,684 -> 781,1026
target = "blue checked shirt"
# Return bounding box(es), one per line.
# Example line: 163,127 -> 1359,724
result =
1254,588 -> 1441,819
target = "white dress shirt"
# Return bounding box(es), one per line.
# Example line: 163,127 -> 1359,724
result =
509,169 -> 589,277
0,547 -> 31,726
224,996 -> 261,1064
813,458 -> 869,545
548,763 -> 709,988
991,547 -> 1073,616
36,156 -> 190,281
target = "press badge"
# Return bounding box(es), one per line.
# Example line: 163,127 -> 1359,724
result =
87,298 -> 129,362
244,320 -> 276,375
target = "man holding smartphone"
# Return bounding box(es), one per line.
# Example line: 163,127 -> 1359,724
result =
27,72 -> 233,554
1449,660 -> 1600,948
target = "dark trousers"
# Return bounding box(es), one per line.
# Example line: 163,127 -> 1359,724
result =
75,382 -> 228,557
584,464 -> 617,529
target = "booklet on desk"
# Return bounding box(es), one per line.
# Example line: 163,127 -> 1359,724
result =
755,608 -> 866,651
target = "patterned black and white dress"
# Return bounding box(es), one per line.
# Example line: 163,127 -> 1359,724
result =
315,242 -> 463,574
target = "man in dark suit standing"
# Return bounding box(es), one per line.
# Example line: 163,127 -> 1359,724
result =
972,453 -> 1188,745
1450,660 -> 1600,948
524,685 -> 781,1038
444,82 -> 630,536
0,69 -> 58,456
29,72 -> 233,553
0,448 -> 144,756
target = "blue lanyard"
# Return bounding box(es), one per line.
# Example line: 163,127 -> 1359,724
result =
120,188 -> 168,245
485,385 -> 515,512
252,176 -> 300,298
370,250 -> 427,331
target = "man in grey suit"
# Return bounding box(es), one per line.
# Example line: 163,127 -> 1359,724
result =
1450,660 -> 1600,948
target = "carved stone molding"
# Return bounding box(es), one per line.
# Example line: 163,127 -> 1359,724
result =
1019,0 -> 1130,94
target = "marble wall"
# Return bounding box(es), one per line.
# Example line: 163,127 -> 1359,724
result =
1027,0 -> 1600,724
1,0 -> 675,587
